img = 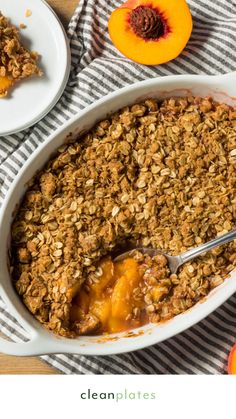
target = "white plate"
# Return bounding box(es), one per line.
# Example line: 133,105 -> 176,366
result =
0,0 -> 71,136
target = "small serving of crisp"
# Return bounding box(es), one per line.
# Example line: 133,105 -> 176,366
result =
0,12 -> 42,97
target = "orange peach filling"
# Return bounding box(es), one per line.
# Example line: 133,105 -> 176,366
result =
0,76 -> 14,97
71,258 -> 150,334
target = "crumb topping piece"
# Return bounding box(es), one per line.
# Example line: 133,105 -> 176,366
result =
25,9 -> 32,18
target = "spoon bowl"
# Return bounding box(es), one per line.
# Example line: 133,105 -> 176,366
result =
114,247 -> 182,274
115,228 -> 236,274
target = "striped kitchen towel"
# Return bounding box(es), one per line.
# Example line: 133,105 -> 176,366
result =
0,0 -> 236,374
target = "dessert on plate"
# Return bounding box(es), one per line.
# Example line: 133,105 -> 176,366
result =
0,12 -> 42,97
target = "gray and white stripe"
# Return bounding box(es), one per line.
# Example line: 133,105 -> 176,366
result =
0,0 -> 236,374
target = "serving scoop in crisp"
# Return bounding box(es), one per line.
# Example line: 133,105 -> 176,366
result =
115,228 -> 236,274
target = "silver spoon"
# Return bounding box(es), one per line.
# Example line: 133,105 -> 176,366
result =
115,228 -> 236,274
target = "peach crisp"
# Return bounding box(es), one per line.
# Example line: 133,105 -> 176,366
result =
0,12 -> 42,97
11,97 -> 236,338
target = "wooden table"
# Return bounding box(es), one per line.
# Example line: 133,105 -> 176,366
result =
0,0 -> 78,375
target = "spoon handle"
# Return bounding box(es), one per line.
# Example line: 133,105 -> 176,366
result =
179,228 -> 236,266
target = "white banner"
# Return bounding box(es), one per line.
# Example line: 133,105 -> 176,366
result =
0,375 -> 235,418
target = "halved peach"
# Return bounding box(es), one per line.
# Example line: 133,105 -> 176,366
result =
108,0 -> 193,65
228,344 -> 236,374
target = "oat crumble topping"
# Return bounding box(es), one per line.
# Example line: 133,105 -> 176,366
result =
0,12 -> 42,96
10,96 -> 236,337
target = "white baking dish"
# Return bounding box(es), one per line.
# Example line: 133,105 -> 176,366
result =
1,72 -> 236,356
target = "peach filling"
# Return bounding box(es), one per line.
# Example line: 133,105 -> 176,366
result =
71,258 -> 150,334
0,76 -> 14,97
